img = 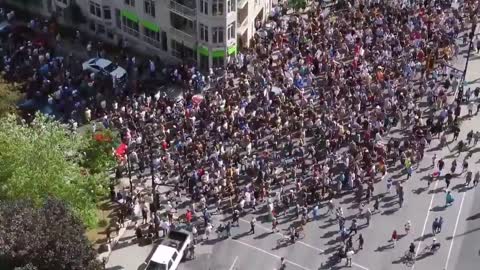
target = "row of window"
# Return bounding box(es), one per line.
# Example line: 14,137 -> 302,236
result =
123,0 -> 156,16
89,1 -> 112,20
199,23 -> 235,43
199,0 -> 236,15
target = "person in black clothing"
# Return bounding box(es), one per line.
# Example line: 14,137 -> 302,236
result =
445,173 -> 452,189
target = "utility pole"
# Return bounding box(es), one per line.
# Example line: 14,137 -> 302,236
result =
459,19 -> 477,99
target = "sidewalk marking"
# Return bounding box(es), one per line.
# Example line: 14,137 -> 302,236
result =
411,180 -> 439,270
229,256 -> 238,270
239,218 -> 369,270
232,238 -> 312,270
444,191 -> 466,270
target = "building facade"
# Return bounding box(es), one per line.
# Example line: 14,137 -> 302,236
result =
6,0 -> 272,68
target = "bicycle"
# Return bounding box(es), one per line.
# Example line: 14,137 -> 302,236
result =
276,234 -> 291,247
403,250 -> 416,267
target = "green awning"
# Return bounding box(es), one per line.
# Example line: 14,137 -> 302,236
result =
227,45 -> 237,55
212,50 -> 225,58
121,10 -> 139,23
198,46 -> 209,57
142,20 -> 159,32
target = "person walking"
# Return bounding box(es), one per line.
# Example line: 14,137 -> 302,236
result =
346,248 -> 354,267
445,173 -> 452,189
474,171 -> 480,187
437,217 -> 444,234
365,208 -> 372,226
391,230 -> 398,247
249,217 -> 256,234
349,219 -> 358,236
272,217 -> 279,233
373,197 -> 380,213
445,191 -> 454,207
432,218 -> 439,235
357,234 -> 364,250
466,170 -> 473,186
405,220 -> 412,234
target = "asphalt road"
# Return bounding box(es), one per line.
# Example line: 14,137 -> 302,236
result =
106,7 -> 480,270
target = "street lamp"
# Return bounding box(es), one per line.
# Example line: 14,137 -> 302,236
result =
459,22 -> 477,99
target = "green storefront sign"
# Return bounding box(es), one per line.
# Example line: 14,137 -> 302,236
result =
212,50 -> 225,58
142,20 -> 159,32
198,46 -> 209,57
121,10 -> 139,22
227,45 -> 237,55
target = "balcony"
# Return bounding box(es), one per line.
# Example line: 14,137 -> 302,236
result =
169,0 -> 196,19
122,25 -> 140,38
142,35 -> 161,48
170,27 -> 195,44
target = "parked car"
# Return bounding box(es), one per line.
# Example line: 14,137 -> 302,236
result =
146,230 -> 191,270
82,58 -> 127,81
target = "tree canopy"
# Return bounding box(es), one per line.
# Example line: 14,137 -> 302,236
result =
0,199 -> 102,270
0,80 -> 23,118
0,113 -> 115,227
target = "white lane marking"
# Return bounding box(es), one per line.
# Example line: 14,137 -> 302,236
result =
232,238 -> 312,270
411,179 -> 439,270
444,191 -> 466,270
228,256 -> 239,270
239,218 -> 370,270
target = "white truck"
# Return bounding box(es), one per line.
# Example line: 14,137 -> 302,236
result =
146,230 -> 191,270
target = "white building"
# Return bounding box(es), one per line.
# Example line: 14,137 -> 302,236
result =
6,0 -> 272,68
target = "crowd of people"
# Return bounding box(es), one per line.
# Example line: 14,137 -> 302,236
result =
2,0 -> 480,267
104,0 -> 480,266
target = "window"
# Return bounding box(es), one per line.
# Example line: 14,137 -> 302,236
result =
212,0 -> 224,16
227,0 -> 235,12
57,0 -> 68,5
97,24 -> 106,34
107,30 -> 114,39
213,56 -> 224,67
199,0 -> 208,15
89,21 -> 96,31
122,16 -> 139,32
170,39 -> 194,59
125,0 -> 135,7
103,6 -> 112,20
212,27 -> 224,43
199,24 -> 208,42
144,0 -> 155,17
144,27 -> 160,41
89,1 -> 101,17
161,31 -> 168,51
227,22 -> 235,40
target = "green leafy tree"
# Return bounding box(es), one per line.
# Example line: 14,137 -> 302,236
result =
288,0 -> 307,11
0,199 -> 102,270
0,80 -> 23,118
0,113 -> 111,227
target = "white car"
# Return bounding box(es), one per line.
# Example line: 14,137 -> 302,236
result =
82,58 -> 127,81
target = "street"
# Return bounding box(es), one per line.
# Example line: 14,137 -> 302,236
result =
106,35 -> 480,270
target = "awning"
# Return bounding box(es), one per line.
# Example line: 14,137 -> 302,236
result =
198,46 -> 209,57
142,20 -> 159,32
121,10 -> 139,23
212,50 -> 225,58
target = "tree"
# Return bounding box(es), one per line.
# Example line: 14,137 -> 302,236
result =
288,0 -> 307,11
0,80 -> 23,118
0,199 -> 102,270
0,113 -> 112,227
